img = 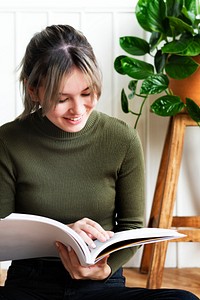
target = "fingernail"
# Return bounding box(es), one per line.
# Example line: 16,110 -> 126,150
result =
90,242 -> 96,249
67,246 -> 71,252
105,234 -> 111,240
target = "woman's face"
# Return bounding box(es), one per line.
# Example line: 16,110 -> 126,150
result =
39,68 -> 98,132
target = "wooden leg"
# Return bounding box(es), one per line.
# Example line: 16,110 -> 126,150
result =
146,241 -> 169,288
146,114 -> 186,288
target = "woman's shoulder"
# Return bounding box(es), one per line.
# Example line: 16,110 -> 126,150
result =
97,111 -> 139,140
0,119 -> 19,135
0,117 -> 29,141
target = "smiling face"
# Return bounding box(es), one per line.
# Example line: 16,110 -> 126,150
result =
38,68 -> 98,133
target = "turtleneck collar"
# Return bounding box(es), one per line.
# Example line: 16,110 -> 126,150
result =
30,109 -> 99,140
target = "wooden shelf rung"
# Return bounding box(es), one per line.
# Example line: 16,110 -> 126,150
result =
169,229 -> 200,242
172,216 -> 200,228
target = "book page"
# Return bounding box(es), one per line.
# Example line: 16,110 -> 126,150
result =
89,228 -> 185,263
0,214 -> 92,266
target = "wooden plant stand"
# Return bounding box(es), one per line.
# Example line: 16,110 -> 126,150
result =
140,113 -> 200,289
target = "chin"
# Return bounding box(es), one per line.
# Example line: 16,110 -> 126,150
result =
64,123 -> 86,133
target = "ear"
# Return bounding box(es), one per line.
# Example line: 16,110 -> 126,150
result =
27,85 -> 39,102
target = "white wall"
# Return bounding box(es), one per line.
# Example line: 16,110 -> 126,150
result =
0,0 -> 199,270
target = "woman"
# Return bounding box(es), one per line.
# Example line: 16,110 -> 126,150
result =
0,24 -> 198,300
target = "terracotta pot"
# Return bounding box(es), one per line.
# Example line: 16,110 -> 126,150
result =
168,55 -> 200,106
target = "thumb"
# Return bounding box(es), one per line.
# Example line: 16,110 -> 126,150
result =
97,255 -> 110,266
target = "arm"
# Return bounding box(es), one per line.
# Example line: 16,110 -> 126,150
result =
107,129 -> 145,274
0,139 -> 16,218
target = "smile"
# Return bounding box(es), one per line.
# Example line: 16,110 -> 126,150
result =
67,116 -> 82,121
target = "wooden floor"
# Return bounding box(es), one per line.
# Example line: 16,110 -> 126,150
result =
1,268 -> 200,298
123,268 -> 200,299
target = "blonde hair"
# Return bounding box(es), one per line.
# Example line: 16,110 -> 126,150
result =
19,25 -> 102,119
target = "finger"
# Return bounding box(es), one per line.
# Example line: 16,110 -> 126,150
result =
56,241 -> 81,275
56,242 -> 70,262
85,225 -> 114,243
55,242 -> 70,271
78,218 -> 114,242
79,226 -> 108,245
78,231 -> 97,248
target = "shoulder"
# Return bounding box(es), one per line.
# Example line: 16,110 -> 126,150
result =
0,117 -> 30,143
0,118 -> 22,135
0,119 -> 19,137
96,111 -> 144,165
96,111 -> 140,142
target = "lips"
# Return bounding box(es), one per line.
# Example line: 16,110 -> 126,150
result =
63,115 -> 84,125
67,116 -> 82,121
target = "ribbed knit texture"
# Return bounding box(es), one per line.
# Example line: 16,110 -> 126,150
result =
0,109 -> 145,274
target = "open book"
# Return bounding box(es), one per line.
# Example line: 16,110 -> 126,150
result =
0,213 -> 185,266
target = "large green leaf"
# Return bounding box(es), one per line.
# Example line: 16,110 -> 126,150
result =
121,89 -> 129,113
140,74 -> 169,94
186,98 -> 200,123
136,0 -> 166,33
179,36 -> 200,56
154,50 -> 168,73
165,55 -> 199,79
120,57 -> 154,79
151,95 -> 185,116
162,36 -> 200,56
166,0 -> 183,17
168,16 -> 195,35
162,38 -> 192,54
119,36 -> 150,56
114,55 -> 127,75
184,0 -> 197,23
184,0 -> 196,13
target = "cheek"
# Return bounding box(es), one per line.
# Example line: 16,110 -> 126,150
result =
50,105 -> 68,117
46,109 -> 61,120
90,96 -> 98,108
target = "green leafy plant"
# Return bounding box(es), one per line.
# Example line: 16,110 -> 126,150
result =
114,0 -> 200,128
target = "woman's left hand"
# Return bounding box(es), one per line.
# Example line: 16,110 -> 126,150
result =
56,242 -> 111,280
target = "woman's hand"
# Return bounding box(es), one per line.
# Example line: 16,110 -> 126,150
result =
68,217 -> 114,249
56,218 -> 113,280
56,242 -> 111,280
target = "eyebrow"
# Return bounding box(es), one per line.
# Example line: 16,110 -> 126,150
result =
59,87 -> 90,96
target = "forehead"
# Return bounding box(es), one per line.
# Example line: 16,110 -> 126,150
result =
60,69 -> 89,95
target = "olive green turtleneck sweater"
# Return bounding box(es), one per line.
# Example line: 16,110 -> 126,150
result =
0,109 -> 145,275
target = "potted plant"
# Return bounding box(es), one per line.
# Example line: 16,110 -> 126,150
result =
114,0 -> 200,128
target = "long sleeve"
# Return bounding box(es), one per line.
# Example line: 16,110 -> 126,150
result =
0,139 -> 16,217
107,129 -> 145,274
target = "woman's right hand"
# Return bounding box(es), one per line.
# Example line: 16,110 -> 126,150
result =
56,242 -> 111,280
68,217 -> 114,249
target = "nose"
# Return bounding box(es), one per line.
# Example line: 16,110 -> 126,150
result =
69,98 -> 84,115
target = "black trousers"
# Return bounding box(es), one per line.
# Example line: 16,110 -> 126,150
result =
0,259 -> 199,300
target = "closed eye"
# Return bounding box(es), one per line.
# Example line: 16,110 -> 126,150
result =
58,97 -> 69,103
81,93 -> 91,97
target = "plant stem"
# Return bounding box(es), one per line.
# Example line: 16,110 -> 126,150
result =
132,95 -> 148,129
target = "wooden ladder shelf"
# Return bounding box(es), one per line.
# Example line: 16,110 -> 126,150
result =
140,113 -> 200,289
